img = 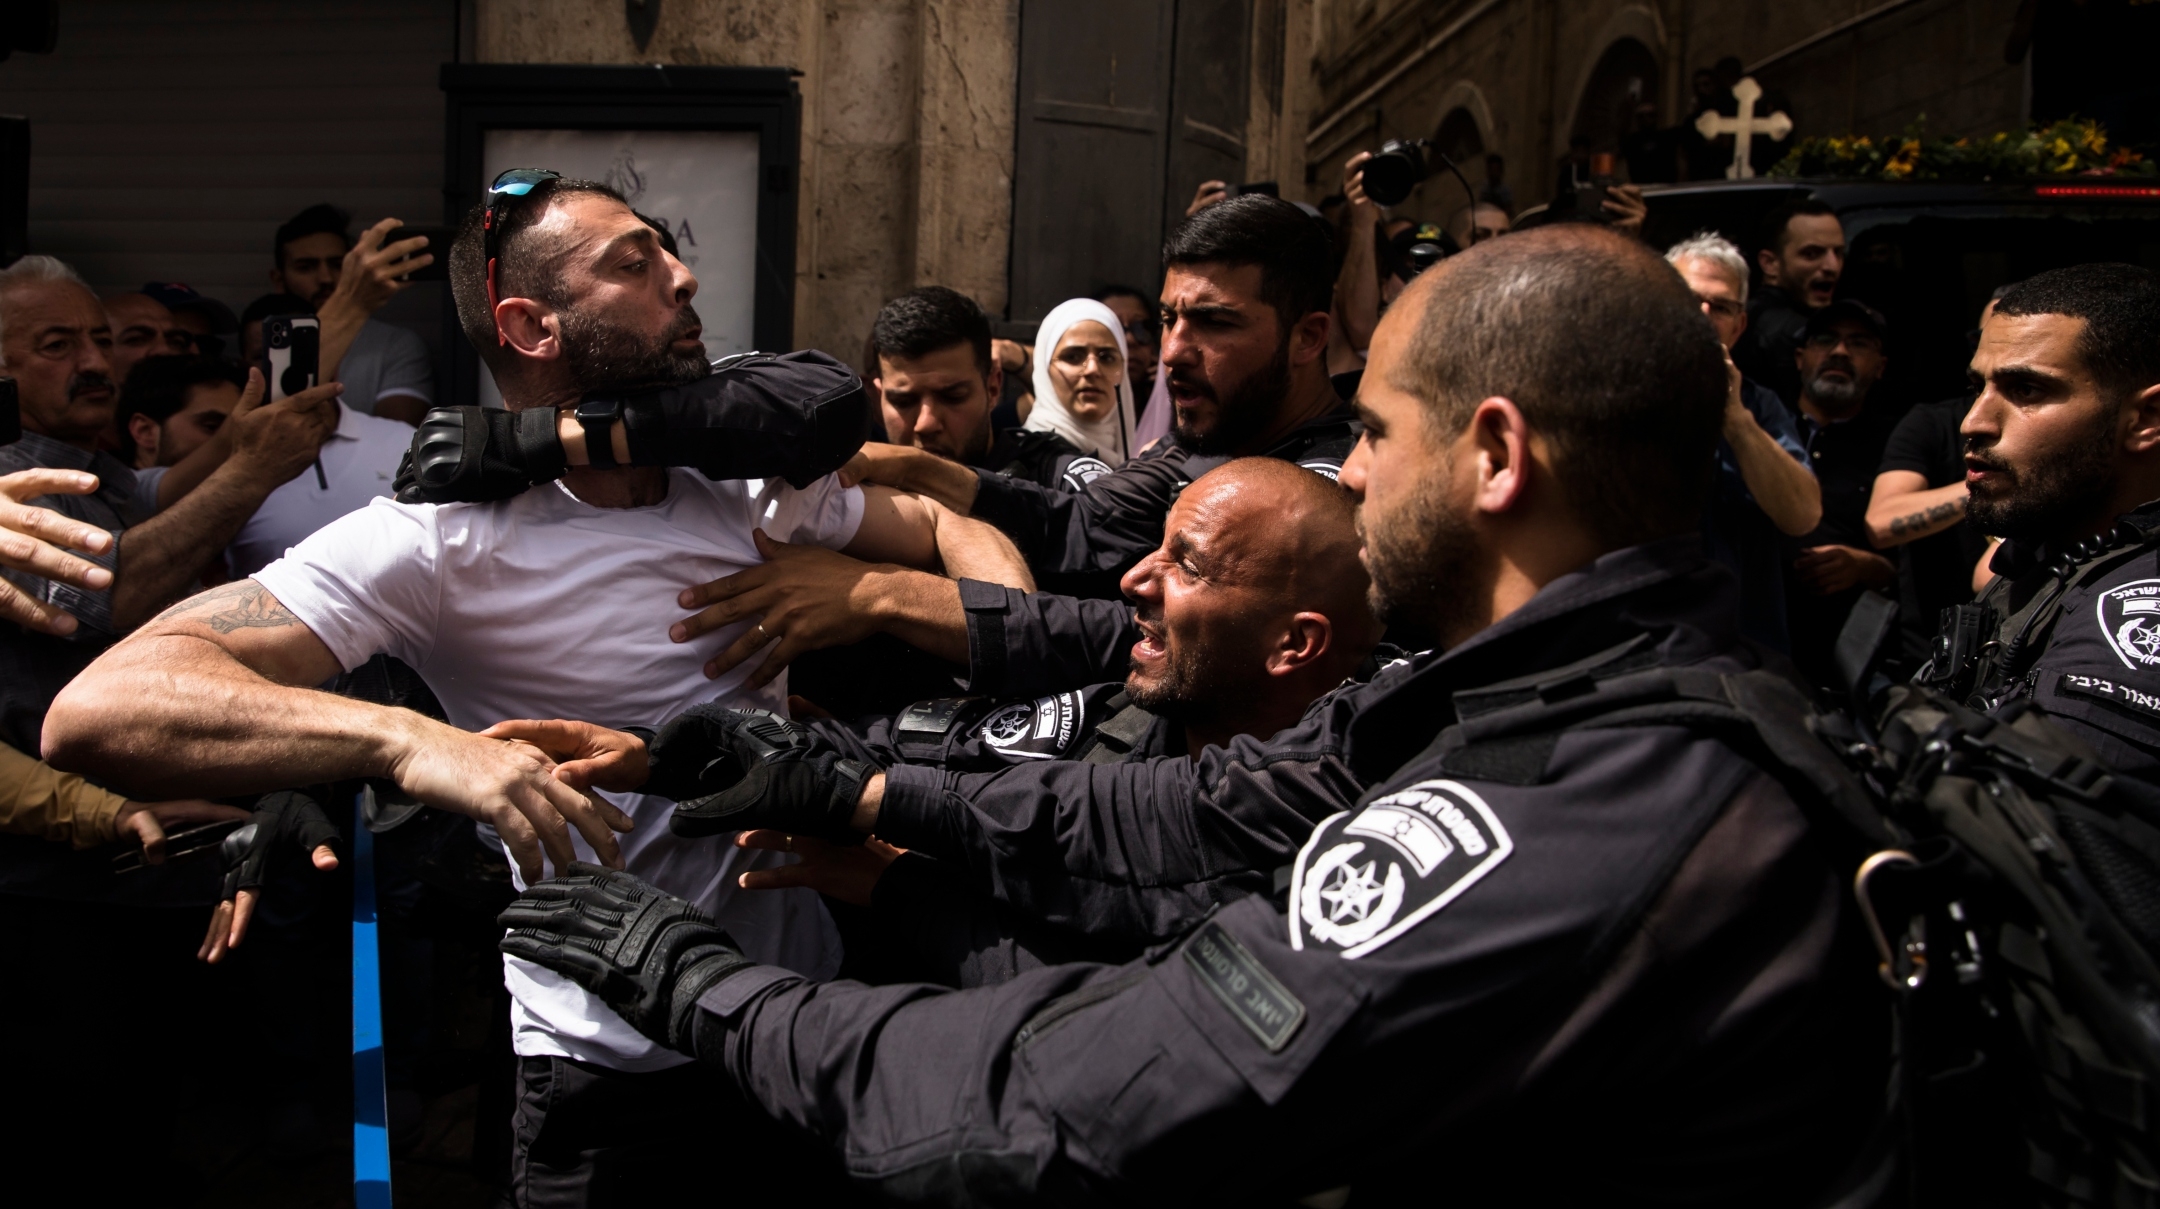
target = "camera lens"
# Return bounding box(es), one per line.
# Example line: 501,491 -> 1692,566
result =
1362,140 -> 1426,207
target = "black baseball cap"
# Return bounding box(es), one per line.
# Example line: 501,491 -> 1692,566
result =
1804,298 -> 1888,342
141,281 -> 239,334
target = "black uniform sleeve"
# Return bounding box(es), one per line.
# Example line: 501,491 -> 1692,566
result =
871,694 -> 1365,946
959,580 -> 1141,698
968,450 -> 1187,577
805,714 -> 903,766
693,899 -> 1370,1205
693,735 -> 1878,1207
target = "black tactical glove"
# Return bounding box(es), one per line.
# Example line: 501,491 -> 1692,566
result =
394,351 -> 869,504
498,862 -> 754,1054
218,788 -> 345,904
648,706 -> 873,844
607,350 -> 869,489
393,405 -> 566,504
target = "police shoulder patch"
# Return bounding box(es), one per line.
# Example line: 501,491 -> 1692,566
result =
1061,456 -> 1114,489
977,691 -> 1087,760
1288,779 -> 1514,958
2099,579 -> 2160,671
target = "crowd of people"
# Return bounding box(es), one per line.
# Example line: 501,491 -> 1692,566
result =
0,147 -> 2156,1207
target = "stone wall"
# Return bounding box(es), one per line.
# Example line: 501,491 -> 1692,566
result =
1302,0 -> 2028,228
475,0 -> 1017,362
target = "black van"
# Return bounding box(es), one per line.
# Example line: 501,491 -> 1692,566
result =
1527,178 -> 2160,405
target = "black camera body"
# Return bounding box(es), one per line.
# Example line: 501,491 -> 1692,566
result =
1361,139 -> 1431,207
0,376 -> 17,446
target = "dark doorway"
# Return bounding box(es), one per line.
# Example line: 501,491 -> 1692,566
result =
1428,106 -> 1485,217
1570,38 -> 1659,157
1008,0 -> 1252,328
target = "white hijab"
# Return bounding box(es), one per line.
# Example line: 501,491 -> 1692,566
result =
1027,298 -> 1138,468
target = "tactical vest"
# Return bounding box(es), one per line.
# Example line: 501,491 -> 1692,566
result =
1411,632 -> 2160,1206
1921,510 -> 2160,709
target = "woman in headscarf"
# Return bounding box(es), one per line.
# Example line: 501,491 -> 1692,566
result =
1026,298 -> 1139,476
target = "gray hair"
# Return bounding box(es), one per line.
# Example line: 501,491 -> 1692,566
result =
0,255 -> 93,359
1664,231 -> 1748,305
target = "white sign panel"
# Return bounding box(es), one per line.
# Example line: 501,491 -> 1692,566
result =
478,128 -> 761,405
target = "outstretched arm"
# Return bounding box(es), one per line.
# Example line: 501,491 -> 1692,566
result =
1866,470 -> 1967,548
672,486 -> 1034,689
42,580 -> 631,881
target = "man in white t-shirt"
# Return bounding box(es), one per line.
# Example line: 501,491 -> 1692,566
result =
46,175 -> 1021,1206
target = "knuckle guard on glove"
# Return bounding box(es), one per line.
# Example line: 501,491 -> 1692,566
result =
498,862 -> 751,1052
395,407 -> 567,504
649,707 -> 870,843
219,788 -> 343,903
393,352 -> 870,504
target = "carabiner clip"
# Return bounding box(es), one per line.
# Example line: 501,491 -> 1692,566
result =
1855,849 -> 1928,992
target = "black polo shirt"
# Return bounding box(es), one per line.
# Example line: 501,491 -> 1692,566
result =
1784,398 -> 1902,688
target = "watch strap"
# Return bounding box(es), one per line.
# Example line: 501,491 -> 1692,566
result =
578,402 -> 619,468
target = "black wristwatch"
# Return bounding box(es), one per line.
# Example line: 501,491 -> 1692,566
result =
574,399 -> 621,469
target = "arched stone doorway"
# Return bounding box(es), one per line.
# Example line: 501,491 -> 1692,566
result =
1427,106 -> 1484,217
1569,38 -> 1659,159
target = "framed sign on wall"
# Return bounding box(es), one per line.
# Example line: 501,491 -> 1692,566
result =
440,64 -> 800,407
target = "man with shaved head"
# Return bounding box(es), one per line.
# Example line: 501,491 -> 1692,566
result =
495,224 -> 1887,1204
643,458 -> 1384,987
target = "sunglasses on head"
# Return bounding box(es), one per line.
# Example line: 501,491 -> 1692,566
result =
483,168 -> 562,340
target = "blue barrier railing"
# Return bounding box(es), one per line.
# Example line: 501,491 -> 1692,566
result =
352,790 -> 393,1209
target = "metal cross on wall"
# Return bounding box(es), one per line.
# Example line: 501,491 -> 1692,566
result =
1693,77 -> 1793,179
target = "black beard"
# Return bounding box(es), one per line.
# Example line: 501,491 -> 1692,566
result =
1174,336 -> 1291,455
1361,464 -> 1483,641
1966,413 -> 2121,545
1124,608 -> 1237,728
558,302 -> 709,393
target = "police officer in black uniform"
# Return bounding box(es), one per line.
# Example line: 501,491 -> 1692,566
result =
1919,263 -> 2160,787
774,458 -> 1382,987
497,224 -> 1888,1205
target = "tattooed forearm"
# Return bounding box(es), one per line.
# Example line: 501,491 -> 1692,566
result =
143,580 -> 302,633
1888,497 -> 1965,538
209,589 -> 301,633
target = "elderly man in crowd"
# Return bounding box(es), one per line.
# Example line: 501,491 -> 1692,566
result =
0,260 -> 331,1198
1665,232 -> 1821,649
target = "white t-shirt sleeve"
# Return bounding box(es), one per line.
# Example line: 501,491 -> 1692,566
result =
370,323 -> 434,403
131,465 -> 168,517
755,476 -> 865,551
248,496 -> 444,671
